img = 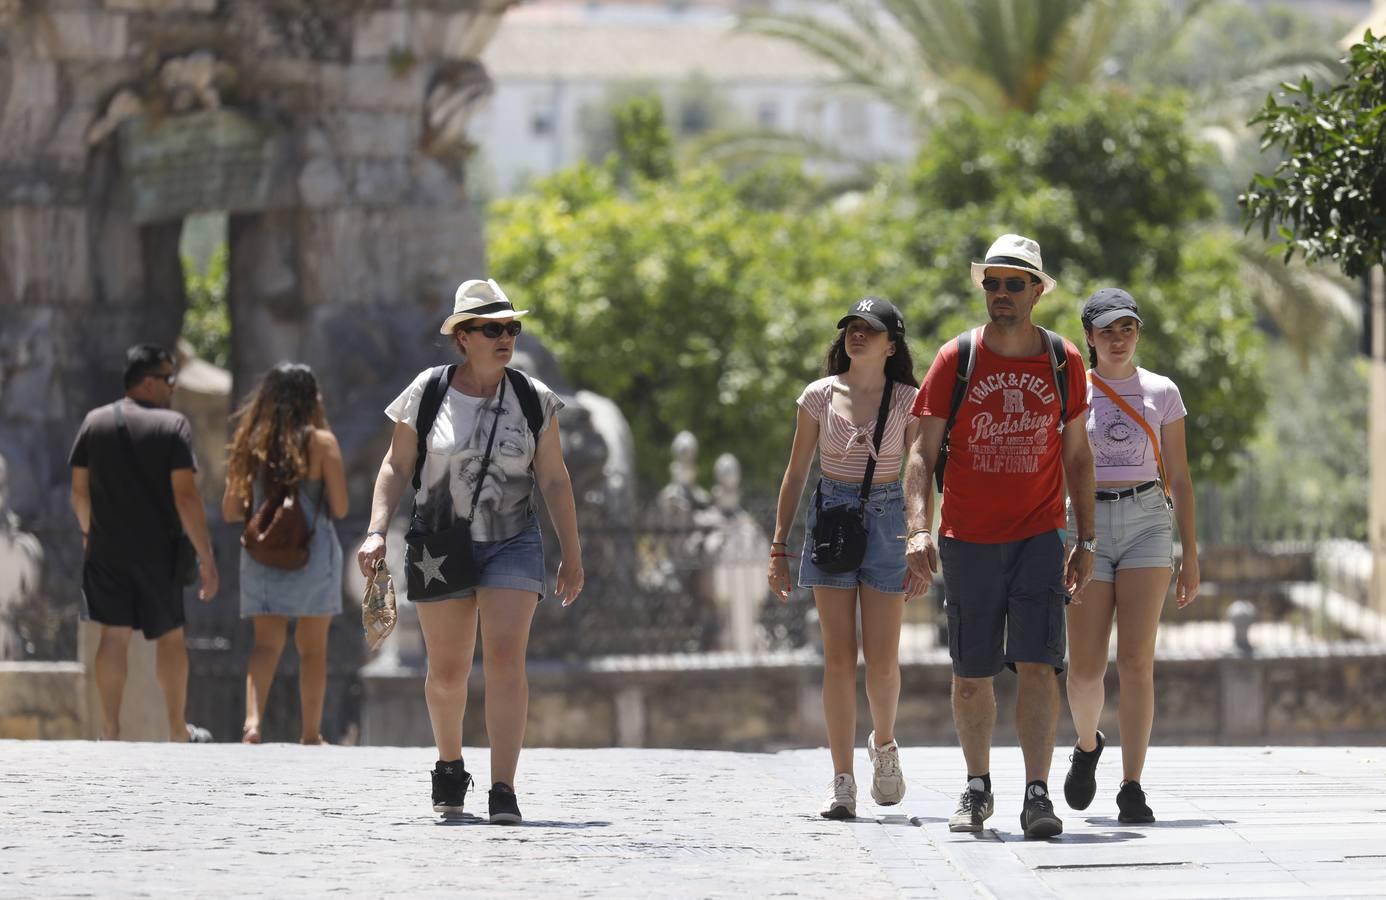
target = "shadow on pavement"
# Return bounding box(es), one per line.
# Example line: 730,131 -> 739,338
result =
972,829 -> 1147,844
1082,817 -> 1233,829
432,815 -> 612,829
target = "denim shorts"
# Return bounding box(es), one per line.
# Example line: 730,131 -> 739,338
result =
411,516 -> 546,603
939,530 -> 1067,677
1068,483 -> 1174,583
798,477 -> 908,594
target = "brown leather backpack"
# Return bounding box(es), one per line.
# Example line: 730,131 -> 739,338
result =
241,481 -> 316,569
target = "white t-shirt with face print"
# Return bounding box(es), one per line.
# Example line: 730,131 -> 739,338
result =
386,368 -> 564,542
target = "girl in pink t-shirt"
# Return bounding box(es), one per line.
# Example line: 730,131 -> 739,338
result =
1062,288 -> 1201,826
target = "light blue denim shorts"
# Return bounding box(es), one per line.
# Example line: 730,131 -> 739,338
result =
1069,483 -> 1174,583
799,477 -> 908,594
413,515 -> 546,603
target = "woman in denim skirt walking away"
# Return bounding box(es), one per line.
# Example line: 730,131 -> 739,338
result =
768,297 -> 921,819
1062,288 -> 1201,824
223,363 -> 348,745
357,278 -> 583,825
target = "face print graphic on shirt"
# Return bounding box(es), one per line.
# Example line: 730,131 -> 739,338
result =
1091,392 -> 1148,469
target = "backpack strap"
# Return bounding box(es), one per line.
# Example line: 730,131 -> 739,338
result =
935,328 -> 979,492
1042,327 -> 1069,432
411,365 -> 456,494
504,367 -> 545,443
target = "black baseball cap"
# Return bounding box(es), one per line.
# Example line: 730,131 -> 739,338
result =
837,296 -> 904,338
1081,287 -> 1142,329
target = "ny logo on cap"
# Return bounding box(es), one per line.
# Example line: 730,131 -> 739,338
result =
856,299 -> 874,312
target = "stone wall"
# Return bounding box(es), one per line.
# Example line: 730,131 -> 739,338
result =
360,649 -> 1386,749
0,1 -> 514,659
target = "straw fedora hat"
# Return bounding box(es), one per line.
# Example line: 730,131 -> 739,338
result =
439,278 -> 530,334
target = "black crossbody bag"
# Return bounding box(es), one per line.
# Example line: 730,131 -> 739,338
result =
810,379 -> 893,574
112,402 -> 199,586
403,368 -> 506,601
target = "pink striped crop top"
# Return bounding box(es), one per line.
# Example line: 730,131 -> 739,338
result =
797,376 -> 919,481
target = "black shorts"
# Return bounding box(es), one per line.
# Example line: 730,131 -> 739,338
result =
81,556 -> 186,640
939,530 -> 1067,677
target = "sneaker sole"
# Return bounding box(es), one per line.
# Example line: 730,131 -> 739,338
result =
489,813 -> 523,825
948,819 -> 984,833
1023,817 -> 1064,839
1118,813 -> 1155,824
434,804 -> 466,817
820,805 -> 855,820
871,783 -> 906,806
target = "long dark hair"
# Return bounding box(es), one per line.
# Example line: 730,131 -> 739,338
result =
821,326 -> 919,387
225,363 -> 327,504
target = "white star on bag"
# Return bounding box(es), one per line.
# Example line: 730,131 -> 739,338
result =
412,546 -> 449,587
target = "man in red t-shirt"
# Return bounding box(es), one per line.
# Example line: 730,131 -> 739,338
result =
903,234 -> 1096,839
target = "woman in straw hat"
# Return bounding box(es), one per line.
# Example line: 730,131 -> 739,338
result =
357,278 -> 583,825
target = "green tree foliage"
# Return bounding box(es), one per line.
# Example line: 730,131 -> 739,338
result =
908,91 -> 1264,483
613,94 -> 675,182
1241,33 -> 1386,278
181,243 -> 230,368
490,93 -> 1265,492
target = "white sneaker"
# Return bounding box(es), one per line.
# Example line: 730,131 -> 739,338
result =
867,730 -> 906,806
819,772 -> 857,819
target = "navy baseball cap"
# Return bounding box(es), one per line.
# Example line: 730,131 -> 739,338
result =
837,296 -> 904,338
1081,288 -> 1142,329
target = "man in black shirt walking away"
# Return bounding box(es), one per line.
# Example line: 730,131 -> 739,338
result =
69,345 -> 219,741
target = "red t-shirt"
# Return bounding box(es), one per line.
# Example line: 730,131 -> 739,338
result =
912,328 -> 1089,543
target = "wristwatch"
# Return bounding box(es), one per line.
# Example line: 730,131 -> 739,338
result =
1075,537 -> 1098,553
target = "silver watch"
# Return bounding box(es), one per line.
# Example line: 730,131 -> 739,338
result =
1075,537 -> 1098,553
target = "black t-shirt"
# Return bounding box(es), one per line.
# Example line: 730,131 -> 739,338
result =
68,398 -> 197,564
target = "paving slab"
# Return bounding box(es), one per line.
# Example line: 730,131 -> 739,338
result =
0,742 -> 1383,897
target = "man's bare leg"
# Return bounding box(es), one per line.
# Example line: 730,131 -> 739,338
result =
94,626 -> 133,740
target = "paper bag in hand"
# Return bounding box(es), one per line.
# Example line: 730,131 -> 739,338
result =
362,559 -> 398,651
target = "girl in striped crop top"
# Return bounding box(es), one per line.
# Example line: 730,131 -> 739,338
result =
767,296 -> 922,820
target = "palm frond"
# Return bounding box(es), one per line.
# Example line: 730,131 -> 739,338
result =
1233,233 -> 1358,363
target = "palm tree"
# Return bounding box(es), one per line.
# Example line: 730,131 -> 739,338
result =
738,0 -> 1130,125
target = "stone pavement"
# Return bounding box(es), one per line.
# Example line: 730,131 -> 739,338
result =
2,741 -> 1384,898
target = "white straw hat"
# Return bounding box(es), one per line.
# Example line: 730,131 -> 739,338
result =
969,234 -> 1057,292
439,278 -> 530,334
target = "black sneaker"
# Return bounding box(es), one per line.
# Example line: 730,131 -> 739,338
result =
431,760 -> 472,817
1063,730 -> 1105,810
948,778 -> 994,832
1116,781 -> 1155,824
1020,782 -> 1063,839
488,782 -> 523,825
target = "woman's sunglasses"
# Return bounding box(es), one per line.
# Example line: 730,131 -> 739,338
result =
463,321 -> 523,339
981,276 -> 1034,294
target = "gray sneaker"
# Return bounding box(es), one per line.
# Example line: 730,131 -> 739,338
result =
819,773 -> 857,819
866,731 -> 906,806
948,777 -> 994,832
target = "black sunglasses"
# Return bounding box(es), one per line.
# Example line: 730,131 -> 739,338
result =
463,321 -> 523,339
981,276 -> 1034,294
151,371 -> 177,386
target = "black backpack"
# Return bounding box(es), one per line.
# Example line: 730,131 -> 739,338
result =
934,327 -> 1070,492
412,366 -> 545,494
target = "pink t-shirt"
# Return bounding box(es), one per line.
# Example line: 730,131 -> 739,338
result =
1086,367 -> 1186,484
797,376 -> 919,481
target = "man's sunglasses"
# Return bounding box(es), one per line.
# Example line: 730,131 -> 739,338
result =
981,276 -> 1034,294
152,372 -> 177,386
463,321 -> 523,339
